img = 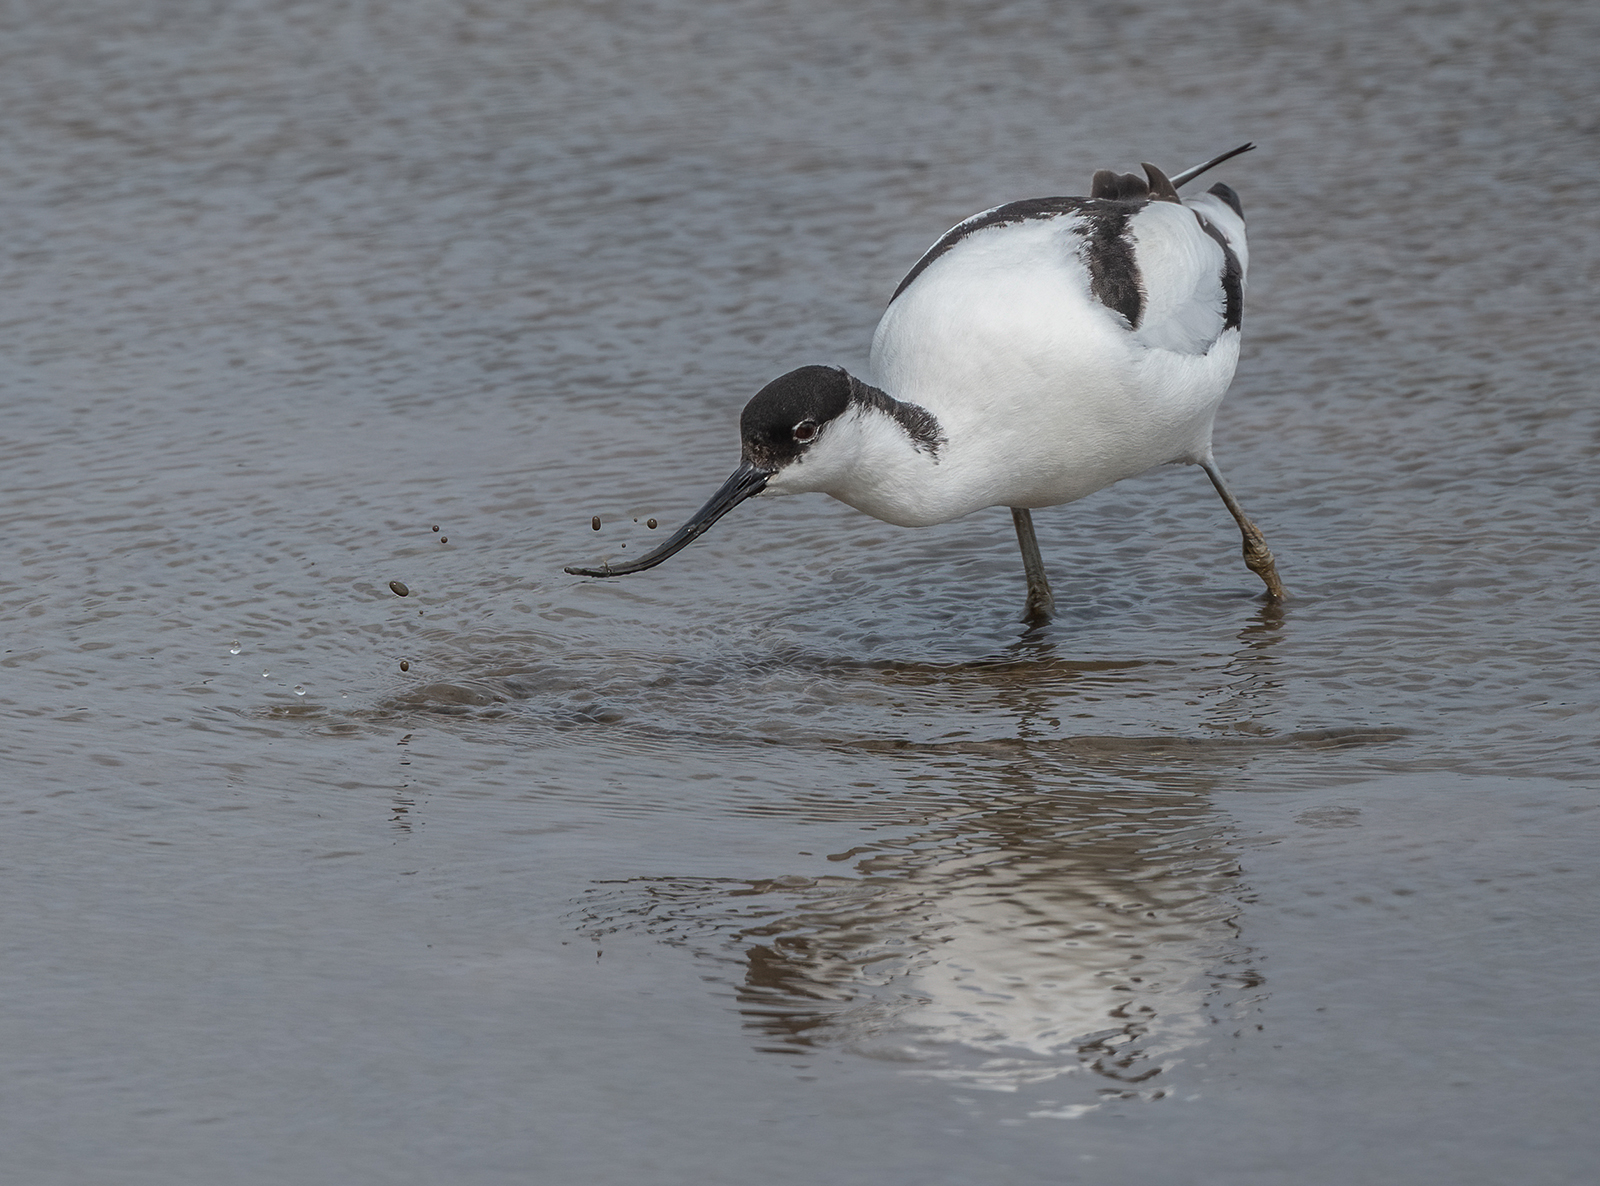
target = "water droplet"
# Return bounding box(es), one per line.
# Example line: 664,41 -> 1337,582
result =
439,536 -> 448,544
591,516 -> 601,531
229,640 -> 241,654
400,660 -> 410,672
389,580 -> 410,597
431,525 -> 440,532
261,670 -> 270,679
293,685 -> 306,697
647,518 -> 658,529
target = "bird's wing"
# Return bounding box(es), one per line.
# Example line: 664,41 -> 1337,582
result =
887,187 -> 1247,352
1126,189 -> 1247,356
887,197 -> 1087,306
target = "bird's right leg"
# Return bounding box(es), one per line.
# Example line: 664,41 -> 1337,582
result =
1199,460 -> 1287,601
1010,507 -> 1056,624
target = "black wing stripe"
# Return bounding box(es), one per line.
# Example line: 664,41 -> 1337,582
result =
1077,205 -> 1144,328
1192,213 -> 1244,331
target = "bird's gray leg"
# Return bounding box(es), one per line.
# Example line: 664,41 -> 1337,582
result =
1010,507 -> 1056,623
1199,460 -> 1287,601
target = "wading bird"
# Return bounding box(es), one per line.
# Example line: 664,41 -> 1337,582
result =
566,143 -> 1285,622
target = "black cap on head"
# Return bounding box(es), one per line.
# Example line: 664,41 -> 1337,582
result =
739,365 -> 853,471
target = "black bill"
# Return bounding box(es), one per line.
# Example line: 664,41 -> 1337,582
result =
564,461 -> 773,577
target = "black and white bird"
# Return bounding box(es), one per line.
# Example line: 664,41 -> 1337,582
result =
566,143 -> 1285,621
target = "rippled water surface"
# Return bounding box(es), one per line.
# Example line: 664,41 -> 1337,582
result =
3,1 -> 1598,1182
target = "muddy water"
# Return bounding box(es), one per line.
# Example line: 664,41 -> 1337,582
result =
2,1 -> 1597,1182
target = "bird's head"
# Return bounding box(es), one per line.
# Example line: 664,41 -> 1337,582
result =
563,365 -> 860,578
737,365 -> 862,491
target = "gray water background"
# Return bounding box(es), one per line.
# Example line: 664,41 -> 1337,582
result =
3,0 -> 1598,1182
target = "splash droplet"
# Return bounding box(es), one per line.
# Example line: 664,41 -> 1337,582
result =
399,660 -> 410,672
229,640 -> 241,655
293,685 -> 306,697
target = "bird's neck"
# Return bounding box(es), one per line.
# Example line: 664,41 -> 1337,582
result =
843,375 -> 947,460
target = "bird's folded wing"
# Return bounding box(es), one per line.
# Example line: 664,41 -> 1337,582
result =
1128,196 -> 1246,356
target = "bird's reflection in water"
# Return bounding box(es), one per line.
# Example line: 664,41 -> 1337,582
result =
747,786 -> 1253,1094
1201,599 -> 1290,735
572,610 -> 1390,1096
581,761 -> 1260,1096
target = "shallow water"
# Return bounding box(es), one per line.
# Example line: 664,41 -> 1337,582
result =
2,0 -> 1598,1182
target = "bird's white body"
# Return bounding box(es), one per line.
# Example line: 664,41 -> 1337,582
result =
765,190 -> 1249,528
565,147 -> 1284,611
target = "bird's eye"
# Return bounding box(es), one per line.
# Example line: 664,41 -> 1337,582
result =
793,421 -> 818,443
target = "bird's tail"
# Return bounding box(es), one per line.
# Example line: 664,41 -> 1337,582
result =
1169,143 -> 1255,189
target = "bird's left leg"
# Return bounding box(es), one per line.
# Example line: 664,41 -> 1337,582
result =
1010,507 -> 1056,624
1199,460 -> 1287,601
